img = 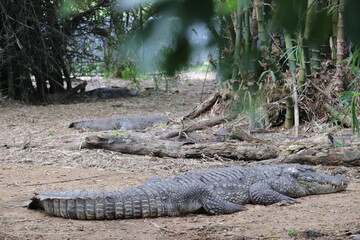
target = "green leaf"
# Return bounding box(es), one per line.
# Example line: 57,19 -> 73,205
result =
288,229 -> 299,237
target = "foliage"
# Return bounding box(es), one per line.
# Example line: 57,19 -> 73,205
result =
112,130 -> 128,137
346,46 -> 360,88
338,91 -> 360,135
287,229 -> 299,237
336,46 -> 360,135
122,0 -> 359,131
334,141 -> 343,148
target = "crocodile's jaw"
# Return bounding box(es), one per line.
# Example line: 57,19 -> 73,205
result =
290,166 -> 349,195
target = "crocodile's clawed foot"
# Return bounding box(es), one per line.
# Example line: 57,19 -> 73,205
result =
275,198 -> 300,206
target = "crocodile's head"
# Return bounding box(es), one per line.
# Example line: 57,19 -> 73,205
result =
285,165 -> 349,195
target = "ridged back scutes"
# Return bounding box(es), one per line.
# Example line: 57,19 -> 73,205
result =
180,167 -> 247,186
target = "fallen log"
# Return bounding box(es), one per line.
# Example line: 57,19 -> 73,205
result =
84,135 -> 185,158
82,134 -> 279,161
184,92 -> 221,120
182,141 -> 278,160
229,128 -> 265,143
281,145 -> 360,166
79,131 -> 360,166
162,117 -> 227,139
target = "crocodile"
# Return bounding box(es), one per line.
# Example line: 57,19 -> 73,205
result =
69,115 -> 171,130
85,87 -> 141,99
26,164 -> 349,220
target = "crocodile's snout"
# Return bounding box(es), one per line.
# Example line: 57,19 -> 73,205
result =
293,167 -> 350,195
313,173 -> 349,193
317,173 -> 348,189
333,174 -> 350,188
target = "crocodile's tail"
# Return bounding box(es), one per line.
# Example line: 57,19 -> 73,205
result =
27,189 -> 166,220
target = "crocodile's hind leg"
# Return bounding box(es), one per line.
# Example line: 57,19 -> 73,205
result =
168,184 -> 247,216
249,182 -> 298,205
200,189 -> 247,215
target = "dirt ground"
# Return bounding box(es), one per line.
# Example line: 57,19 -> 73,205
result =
1,72 -> 360,240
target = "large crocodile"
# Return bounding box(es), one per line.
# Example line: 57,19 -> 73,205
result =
27,164 -> 349,220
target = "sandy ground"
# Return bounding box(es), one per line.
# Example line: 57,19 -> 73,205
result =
1,72 -> 360,240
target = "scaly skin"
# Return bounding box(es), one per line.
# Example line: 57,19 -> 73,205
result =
69,115 -> 170,130
27,164 -> 349,219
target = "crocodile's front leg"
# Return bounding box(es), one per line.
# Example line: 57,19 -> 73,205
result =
249,182 -> 298,205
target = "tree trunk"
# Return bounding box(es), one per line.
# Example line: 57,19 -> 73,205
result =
231,0 -> 243,91
333,0 -> 346,92
82,134 -> 279,161
251,6 -> 258,50
325,0 -> 346,96
330,0 -> 339,62
298,0 -> 315,93
224,15 -> 236,47
284,30 -> 296,129
307,0 -> 321,73
255,0 -> 266,46
243,7 -> 251,56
